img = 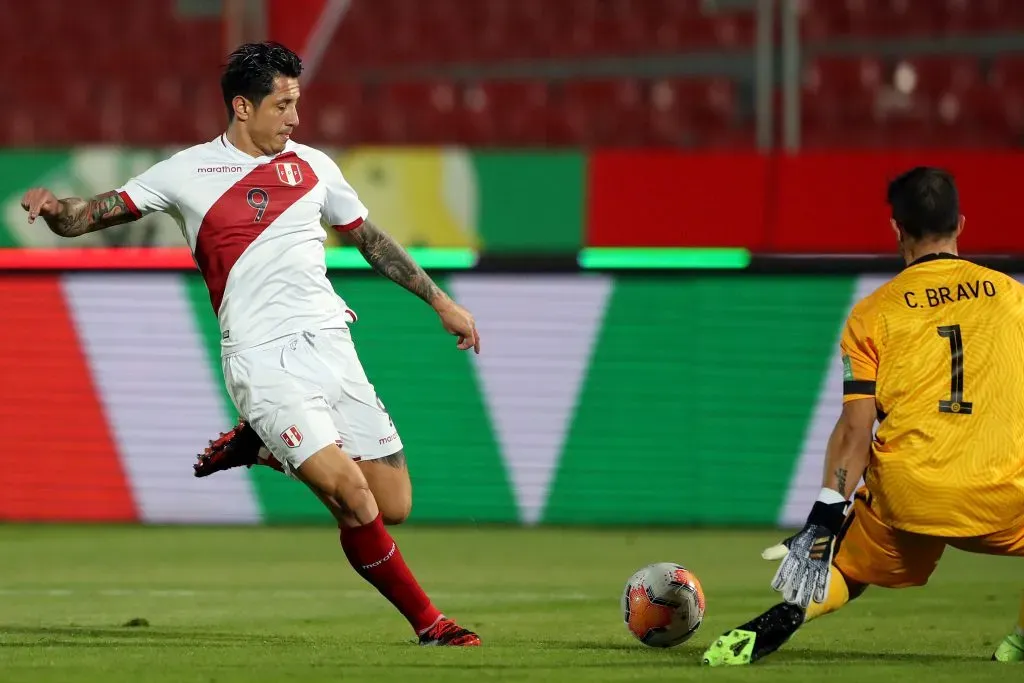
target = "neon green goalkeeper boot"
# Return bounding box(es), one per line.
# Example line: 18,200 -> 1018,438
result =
702,603 -> 804,666
992,631 -> 1024,662
702,629 -> 757,666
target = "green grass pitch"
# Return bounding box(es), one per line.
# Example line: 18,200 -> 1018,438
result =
0,525 -> 1018,682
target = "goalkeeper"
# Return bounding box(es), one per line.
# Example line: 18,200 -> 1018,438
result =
702,167 -> 1024,666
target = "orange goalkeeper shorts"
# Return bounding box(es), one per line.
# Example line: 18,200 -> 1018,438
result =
833,486 -> 1024,589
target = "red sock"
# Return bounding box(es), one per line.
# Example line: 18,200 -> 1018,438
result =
340,514 -> 442,634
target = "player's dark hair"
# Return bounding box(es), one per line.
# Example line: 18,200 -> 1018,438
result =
221,42 -> 303,121
886,166 -> 960,240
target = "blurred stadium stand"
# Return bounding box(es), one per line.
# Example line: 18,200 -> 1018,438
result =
6,0 -> 1024,148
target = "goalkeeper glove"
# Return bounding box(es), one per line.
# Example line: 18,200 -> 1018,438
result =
762,489 -> 848,609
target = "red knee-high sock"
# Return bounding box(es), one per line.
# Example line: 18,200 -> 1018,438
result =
340,514 -> 442,634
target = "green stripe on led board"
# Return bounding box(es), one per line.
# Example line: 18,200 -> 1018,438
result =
325,247 -> 478,270
578,248 -> 751,269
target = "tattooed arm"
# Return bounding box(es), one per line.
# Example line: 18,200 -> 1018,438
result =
344,219 -> 481,353
820,398 -> 875,499
21,189 -> 138,237
344,219 -> 447,307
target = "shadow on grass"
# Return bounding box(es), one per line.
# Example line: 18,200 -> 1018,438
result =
0,626 -> 306,649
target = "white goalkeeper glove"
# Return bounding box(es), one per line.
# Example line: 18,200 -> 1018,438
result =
761,489 -> 848,609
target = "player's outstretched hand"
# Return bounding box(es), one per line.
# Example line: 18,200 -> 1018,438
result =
434,298 -> 480,354
20,188 -> 62,223
763,499 -> 846,609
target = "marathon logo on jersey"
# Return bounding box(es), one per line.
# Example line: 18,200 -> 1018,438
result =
276,162 -> 303,186
198,165 -> 244,174
280,425 -> 303,449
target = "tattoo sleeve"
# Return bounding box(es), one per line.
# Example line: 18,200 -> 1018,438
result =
45,191 -> 138,238
345,220 -> 444,306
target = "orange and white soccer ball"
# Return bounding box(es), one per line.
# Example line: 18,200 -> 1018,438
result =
622,562 -> 705,647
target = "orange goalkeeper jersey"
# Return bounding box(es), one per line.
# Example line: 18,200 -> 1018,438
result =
841,253 -> 1024,537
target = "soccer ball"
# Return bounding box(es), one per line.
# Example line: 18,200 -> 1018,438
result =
622,562 -> 705,647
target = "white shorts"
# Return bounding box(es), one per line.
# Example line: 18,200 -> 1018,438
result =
222,328 -> 403,476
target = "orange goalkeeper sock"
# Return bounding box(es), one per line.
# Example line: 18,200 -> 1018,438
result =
804,566 -> 850,622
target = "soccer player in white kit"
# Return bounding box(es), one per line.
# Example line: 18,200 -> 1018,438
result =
20,42 -> 481,646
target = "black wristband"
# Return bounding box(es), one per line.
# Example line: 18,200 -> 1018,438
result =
806,500 -> 846,535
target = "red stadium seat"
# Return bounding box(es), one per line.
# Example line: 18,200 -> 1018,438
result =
327,0 -> 755,66
559,79 -> 647,145
7,0 -> 1024,147
459,80 -> 551,145
805,57 -> 885,96
801,56 -> 885,132
799,0 -> 1024,37
949,84 -> 1017,142
897,57 -> 981,97
375,81 -> 461,144
648,78 -> 740,147
304,83 -> 367,145
989,57 -> 1024,96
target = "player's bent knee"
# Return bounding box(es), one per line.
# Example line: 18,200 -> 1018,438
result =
296,444 -> 380,524
335,481 -> 376,521
379,495 -> 412,525
359,450 -> 412,525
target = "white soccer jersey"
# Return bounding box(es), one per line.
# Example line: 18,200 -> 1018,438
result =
117,135 -> 367,354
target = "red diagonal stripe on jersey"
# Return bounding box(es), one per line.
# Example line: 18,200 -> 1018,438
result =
194,152 -> 319,313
